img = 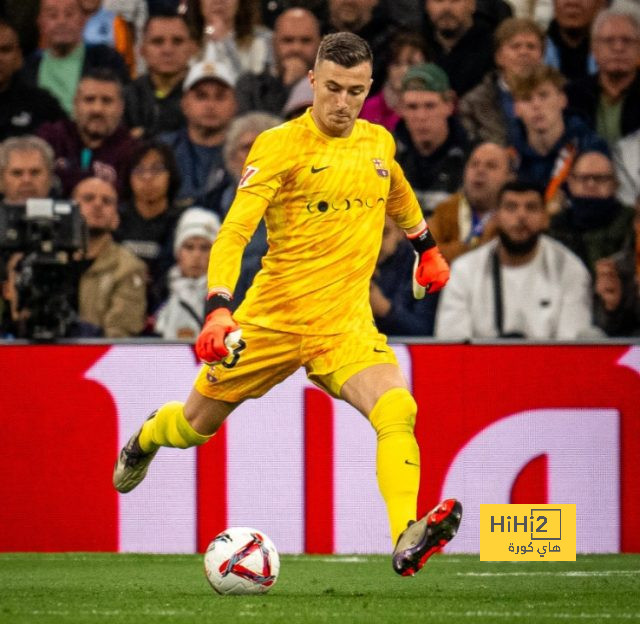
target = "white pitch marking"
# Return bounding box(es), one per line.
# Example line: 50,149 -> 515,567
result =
317,556 -> 371,563
458,570 -> 639,577
24,609 -> 640,620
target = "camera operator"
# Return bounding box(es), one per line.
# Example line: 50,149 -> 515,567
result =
0,135 -> 54,335
0,135 -> 54,205
72,177 -> 147,337
0,136 -> 147,337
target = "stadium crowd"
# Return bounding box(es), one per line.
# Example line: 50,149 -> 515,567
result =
0,0 -> 638,339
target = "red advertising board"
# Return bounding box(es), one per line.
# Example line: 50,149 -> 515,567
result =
0,343 -> 638,554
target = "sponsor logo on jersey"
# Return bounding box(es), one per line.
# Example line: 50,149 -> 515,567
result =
305,197 -> 385,214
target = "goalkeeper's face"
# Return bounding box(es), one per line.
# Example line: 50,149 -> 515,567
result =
309,59 -> 372,137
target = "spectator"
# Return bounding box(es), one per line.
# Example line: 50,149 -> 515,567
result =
544,0 -> 603,81
548,151 -> 636,273
280,77 -> 314,120
124,11 -> 197,138
370,216 -> 437,336
323,0 -> 398,94
614,127 -> 640,207
80,0 -> 136,77
22,0 -> 129,115
505,0 -> 553,29
510,64 -> 608,212
73,176 -> 147,337
421,0 -> 496,96
394,62 -> 470,216
0,135 -> 53,204
435,180 -> 597,339
220,111 -> 282,306
360,31 -> 427,132
158,59 -> 236,212
429,142 -> 513,263
186,0 -> 273,81
593,243 -> 640,336
115,140 -> 184,313
0,0 -> 40,57
0,19 -> 67,141
459,17 -> 544,145
255,0 -> 329,30
475,0 -> 515,31
38,69 -> 140,197
155,207 -> 220,339
566,8 -> 640,146
236,8 -> 321,116
103,0 -> 148,58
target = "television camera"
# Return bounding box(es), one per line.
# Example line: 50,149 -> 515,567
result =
0,198 -> 87,339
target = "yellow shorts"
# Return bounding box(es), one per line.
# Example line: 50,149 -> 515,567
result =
194,322 -> 398,402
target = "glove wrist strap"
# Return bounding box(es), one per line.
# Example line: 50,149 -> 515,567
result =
204,291 -> 233,318
407,226 -> 437,255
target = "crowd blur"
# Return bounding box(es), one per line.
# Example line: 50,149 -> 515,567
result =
0,0 -> 639,339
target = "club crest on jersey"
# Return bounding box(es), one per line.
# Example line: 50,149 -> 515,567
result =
372,158 -> 389,177
238,166 -> 258,188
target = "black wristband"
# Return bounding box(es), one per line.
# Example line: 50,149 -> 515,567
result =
408,227 -> 437,255
204,292 -> 233,317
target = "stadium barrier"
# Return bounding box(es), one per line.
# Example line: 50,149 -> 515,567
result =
1,342 -> 638,554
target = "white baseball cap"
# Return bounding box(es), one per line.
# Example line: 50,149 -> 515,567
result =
183,60 -> 236,92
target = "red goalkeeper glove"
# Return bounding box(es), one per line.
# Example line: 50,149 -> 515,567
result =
195,291 -> 239,364
408,226 -> 450,299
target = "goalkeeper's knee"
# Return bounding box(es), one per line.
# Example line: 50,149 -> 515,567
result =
368,388 -> 417,440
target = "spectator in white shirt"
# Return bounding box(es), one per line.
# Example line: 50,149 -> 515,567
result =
435,179 -> 599,339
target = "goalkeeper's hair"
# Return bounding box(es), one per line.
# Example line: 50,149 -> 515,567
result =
315,32 -> 372,69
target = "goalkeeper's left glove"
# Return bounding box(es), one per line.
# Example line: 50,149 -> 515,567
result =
407,226 -> 450,299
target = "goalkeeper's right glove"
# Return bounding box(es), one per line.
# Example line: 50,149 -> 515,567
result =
195,291 -> 239,364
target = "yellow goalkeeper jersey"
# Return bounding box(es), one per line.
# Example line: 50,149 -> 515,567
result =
208,108 -> 423,335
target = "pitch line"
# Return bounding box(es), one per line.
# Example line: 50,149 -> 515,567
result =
458,570 -> 639,577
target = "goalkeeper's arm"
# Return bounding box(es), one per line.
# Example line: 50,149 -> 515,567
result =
404,220 -> 450,299
196,192 -> 268,363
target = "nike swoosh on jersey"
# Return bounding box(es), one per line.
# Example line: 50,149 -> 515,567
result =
310,165 -> 331,173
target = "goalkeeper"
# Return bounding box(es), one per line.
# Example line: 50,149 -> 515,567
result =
114,32 -> 462,576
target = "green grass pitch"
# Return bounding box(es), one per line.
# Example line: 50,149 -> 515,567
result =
1,553 -> 638,623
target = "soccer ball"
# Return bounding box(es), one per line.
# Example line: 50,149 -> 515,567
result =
204,527 -> 280,595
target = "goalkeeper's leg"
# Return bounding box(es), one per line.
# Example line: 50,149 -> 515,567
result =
113,388 -> 237,493
341,366 -> 420,544
341,364 -> 461,576
367,386 -> 422,545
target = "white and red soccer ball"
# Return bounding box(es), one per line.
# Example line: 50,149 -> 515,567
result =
204,527 -> 280,595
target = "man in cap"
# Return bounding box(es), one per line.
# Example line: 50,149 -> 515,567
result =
158,59 -> 237,213
393,62 -> 470,216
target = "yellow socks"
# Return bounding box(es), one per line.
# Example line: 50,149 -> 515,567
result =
138,401 -> 211,453
368,388 -> 420,545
